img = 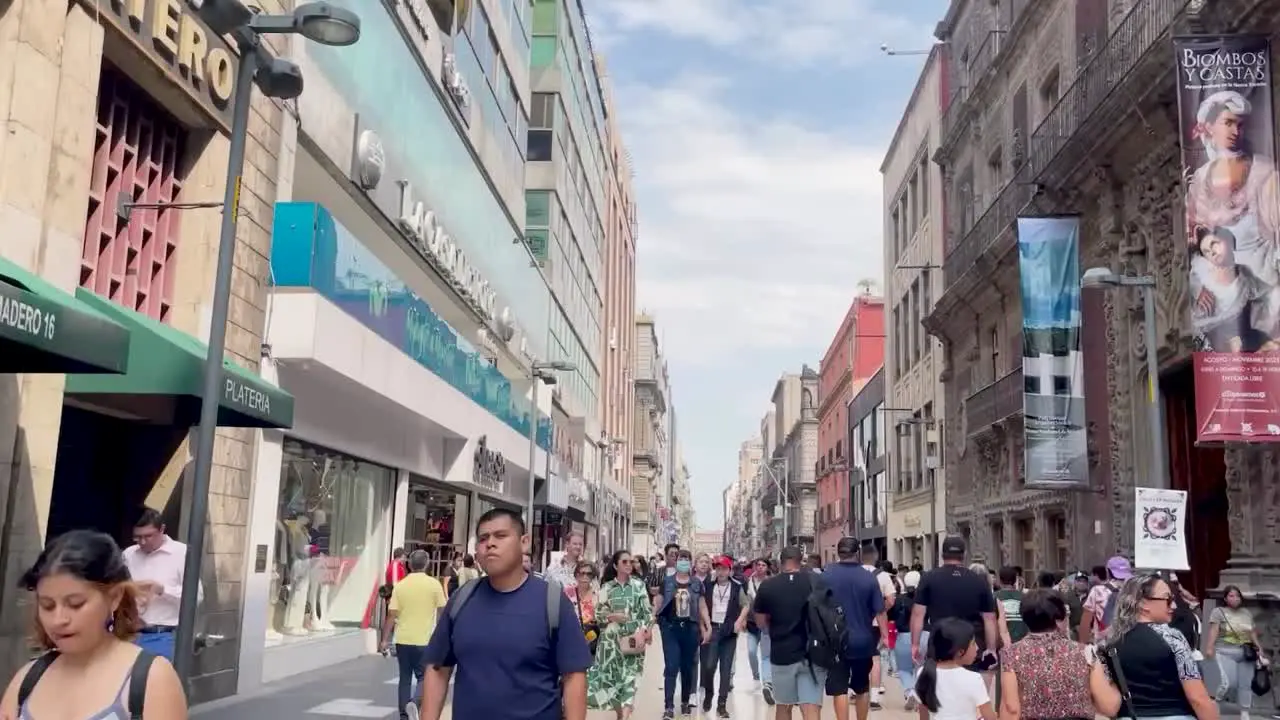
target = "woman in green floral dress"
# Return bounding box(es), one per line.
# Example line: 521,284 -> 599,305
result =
588,550 -> 653,717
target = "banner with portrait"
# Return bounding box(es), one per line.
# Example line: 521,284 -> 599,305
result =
1176,36 -> 1280,441
1133,487 -> 1189,571
1016,216 -> 1089,488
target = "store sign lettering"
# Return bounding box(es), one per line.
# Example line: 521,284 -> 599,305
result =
80,0 -> 238,130
396,180 -> 497,321
225,377 -> 270,416
0,295 -> 55,340
474,436 -> 506,491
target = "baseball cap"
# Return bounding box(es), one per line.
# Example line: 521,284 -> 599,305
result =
836,537 -> 860,558
1106,555 -> 1133,580
715,556 -> 733,568
940,536 -> 967,558
780,546 -> 804,562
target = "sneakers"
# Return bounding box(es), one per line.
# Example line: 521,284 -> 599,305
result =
762,682 -> 775,706
870,687 -> 883,710
404,702 -> 420,720
662,709 -> 675,720
717,704 -> 730,718
905,691 -> 918,712
680,702 -> 694,715
702,694 -> 713,713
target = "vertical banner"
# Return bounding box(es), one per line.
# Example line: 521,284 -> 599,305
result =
1016,216 -> 1090,487
1134,487 -> 1190,570
1176,36 -> 1280,441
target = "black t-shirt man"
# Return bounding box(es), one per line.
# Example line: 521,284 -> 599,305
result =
752,569 -> 814,666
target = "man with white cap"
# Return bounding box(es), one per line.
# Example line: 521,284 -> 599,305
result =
1079,555 -> 1132,643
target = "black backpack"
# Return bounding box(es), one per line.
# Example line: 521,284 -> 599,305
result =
805,574 -> 848,672
20,650 -> 155,719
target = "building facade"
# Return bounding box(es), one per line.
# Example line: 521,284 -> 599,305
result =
816,295 -> 885,562
924,0 -> 1280,607
232,0 -> 584,690
597,55 -> 638,557
759,370 -> 819,550
882,44 -> 948,567
631,313 -> 669,556
0,0 -> 301,701
849,368 -> 889,558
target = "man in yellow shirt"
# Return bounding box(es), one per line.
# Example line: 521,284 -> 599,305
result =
381,549 -> 447,720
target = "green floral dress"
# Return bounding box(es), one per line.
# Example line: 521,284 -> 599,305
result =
587,577 -> 651,709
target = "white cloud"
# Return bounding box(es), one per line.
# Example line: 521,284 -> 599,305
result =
618,73 -> 885,367
590,0 -> 931,67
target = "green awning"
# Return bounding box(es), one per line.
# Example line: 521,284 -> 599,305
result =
0,256 -> 130,374
65,290 -> 294,429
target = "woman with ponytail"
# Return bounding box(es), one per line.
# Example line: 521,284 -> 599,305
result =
0,530 -> 188,719
914,617 -> 997,720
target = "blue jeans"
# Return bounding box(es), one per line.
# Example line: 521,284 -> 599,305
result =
747,630 -> 772,683
135,630 -> 174,661
396,644 -> 426,717
660,620 -> 699,709
893,638 -> 915,694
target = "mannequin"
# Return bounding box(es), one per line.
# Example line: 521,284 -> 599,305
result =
308,508 -> 335,631
266,519 -> 289,642
281,513 -> 314,635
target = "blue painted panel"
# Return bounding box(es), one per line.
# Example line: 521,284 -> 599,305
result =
270,202 -> 551,449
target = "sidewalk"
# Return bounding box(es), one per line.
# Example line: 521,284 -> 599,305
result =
190,638 -> 917,719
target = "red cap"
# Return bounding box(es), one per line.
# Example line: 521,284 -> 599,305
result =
716,556 -> 733,568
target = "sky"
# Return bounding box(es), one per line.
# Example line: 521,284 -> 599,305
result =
588,0 -> 949,529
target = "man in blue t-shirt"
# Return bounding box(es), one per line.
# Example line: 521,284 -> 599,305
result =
822,537 -> 889,720
419,508 -> 593,720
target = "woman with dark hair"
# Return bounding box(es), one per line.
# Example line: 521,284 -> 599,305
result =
915,618 -> 996,720
1206,584 -> 1267,717
999,589 -> 1113,720
1,530 -> 188,719
1096,574 -> 1219,720
589,551 -> 651,719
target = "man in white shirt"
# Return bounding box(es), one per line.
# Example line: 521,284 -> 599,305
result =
123,509 -> 203,661
543,531 -> 585,591
860,545 -> 896,709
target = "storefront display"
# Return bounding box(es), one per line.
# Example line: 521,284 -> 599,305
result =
267,439 -> 393,645
405,480 -> 468,578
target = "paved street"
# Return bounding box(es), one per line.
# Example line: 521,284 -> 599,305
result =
192,636 -> 918,719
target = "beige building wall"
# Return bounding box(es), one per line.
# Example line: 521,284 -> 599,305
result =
738,438 -> 762,487
0,0 -> 287,700
881,47 -> 947,566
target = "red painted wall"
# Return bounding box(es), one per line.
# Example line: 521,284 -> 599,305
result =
816,296 -> 885,560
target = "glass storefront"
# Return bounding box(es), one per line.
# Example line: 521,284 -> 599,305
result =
267,439 -> 393,646
404,480 -> 469,579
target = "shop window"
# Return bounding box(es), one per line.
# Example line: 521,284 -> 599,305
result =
83,64 -> 188,322
268,439 -> 393,646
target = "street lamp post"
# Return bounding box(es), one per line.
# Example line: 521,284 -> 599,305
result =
1081,268 -> 1166,489
176,0 -> 359,689
525,360 -> 577,538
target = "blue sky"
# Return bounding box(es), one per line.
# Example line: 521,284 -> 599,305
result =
588,0 -> 948,529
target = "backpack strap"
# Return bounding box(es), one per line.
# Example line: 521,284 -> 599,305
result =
447,577 -> 482,623
546,579 -> 562,638
127,651 -> 157,720
17,651 -> 59,711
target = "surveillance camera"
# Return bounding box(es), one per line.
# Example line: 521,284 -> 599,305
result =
880,43 -> 889,51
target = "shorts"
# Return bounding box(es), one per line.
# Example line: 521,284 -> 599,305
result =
826,656 -> 875,697
771,661 -> 827,706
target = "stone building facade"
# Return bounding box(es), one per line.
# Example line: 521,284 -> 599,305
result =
631,313 -> 669,556
0,0 -> 290,700
925,0 -> 1280,608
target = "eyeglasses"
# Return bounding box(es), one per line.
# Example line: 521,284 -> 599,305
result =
1145,594 -> 1175,606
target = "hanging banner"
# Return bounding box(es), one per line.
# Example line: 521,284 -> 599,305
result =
1016,216 -> 1090,487
1176,36 -> 1280,441
1134,487 -> 1190,570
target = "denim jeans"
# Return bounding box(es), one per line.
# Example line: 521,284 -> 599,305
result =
893,636 -> 916,695
1214,643 -> 1256,709
747,630 -> 772,683
134,630 -> 175,661
660,619 -> 700,709
701,629 -> 738,704
395,644 -> 427,717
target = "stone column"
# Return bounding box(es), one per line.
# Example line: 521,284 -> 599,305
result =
1033,508 -> 1050,573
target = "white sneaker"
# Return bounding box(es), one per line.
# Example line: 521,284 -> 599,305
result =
404,702 -> 420,720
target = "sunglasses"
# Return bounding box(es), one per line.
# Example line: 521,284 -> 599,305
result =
1145,594 -> 1175,606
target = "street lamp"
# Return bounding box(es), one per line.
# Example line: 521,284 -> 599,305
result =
526,360 -> 577,536
176,0 -> 360,689
1080,267 -> 1166,489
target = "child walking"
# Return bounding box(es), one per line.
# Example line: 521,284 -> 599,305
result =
914,618 -> 998,720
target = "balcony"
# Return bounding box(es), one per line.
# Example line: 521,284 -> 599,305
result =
1029,0 -> 1192,188
966,367 -> 1024,436
942,166 -> 1036,290
940,30 -> 1006,146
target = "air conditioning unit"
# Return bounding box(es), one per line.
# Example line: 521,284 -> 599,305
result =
441,54 -> 471,111
925,455 -> 940,469
608,327 -> 618,350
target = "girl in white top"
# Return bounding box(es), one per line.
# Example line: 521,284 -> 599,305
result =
914,618 -> 997,720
